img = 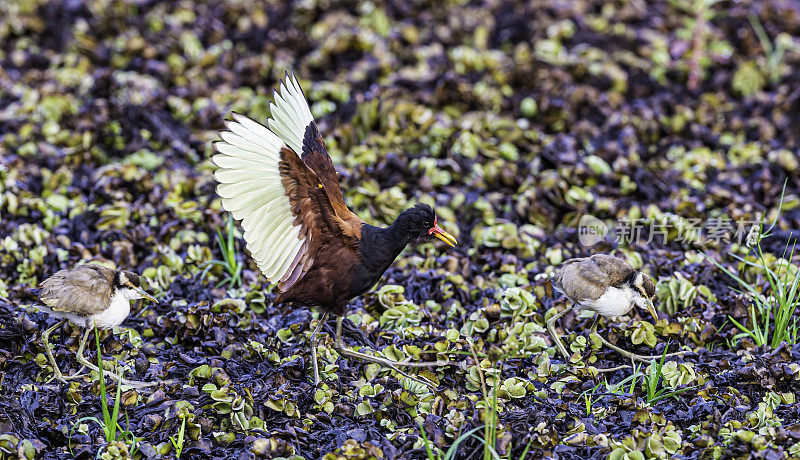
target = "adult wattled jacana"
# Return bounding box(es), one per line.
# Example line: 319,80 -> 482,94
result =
211,72 -> 458,386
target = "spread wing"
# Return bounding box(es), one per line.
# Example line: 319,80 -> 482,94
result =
278,144 -> 347,289
268,71 -> 364,237
553,254 -> 634,303
212,111 -> 356,291
212,115 -> 310,291
37,264 -> 114,315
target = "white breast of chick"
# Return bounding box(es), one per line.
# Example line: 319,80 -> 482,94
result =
577,285 -> 637,317
88,288 -> 134,329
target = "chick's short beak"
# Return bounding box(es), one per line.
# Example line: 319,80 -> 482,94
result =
136,288 -> 159,304
646,298 -> 659,321
429,222 -> 458,247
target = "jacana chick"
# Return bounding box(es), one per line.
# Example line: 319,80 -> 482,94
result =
550,254 -> 686,362
34,264 -> 158,386
211,71 -> 458,387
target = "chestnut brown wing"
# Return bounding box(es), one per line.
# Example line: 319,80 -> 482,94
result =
276,145 -> 357,290
268,71 -> 364,239
299,122 -> 364,239
586,254 -> 635,286
212,111 -> 359,292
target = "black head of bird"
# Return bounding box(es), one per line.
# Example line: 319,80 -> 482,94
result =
389,203 -> 458,247
34,264 -> 158,386
211,71 -> 458,388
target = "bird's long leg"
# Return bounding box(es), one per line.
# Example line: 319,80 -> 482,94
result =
332,315 -> 442,390
589,318 -> 689,363
546,304 -> 574,360
75,327 -> 157,388
73,327 -> 92,372
42,319 -> 67,383
583,316 -> 631,373
310,311 -> 329,385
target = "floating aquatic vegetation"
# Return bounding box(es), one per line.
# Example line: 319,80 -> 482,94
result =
656,273 -> 717,315
1,0 -> 800,457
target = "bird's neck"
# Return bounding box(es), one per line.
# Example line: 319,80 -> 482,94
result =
359,223 -> 414,270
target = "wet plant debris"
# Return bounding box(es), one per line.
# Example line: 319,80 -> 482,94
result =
1,0 -> 800,458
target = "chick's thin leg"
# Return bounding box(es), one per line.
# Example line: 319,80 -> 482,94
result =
75,327 -> 157,388
42,319 -> 67,383
546,304 -> 574,360
310,311 -> 329,385
332,315 -> 446,390
74,327 -> 92,365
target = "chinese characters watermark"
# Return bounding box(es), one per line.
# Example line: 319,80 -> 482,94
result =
578,215 -> 762,247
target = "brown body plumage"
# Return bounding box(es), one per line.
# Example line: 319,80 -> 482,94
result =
39,264 -> 116,309
553,254 -> 654,317
39,265 -> 120,326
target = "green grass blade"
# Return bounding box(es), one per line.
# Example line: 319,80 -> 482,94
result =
702,253 -> 759,296
94,323 -> 113,442
748,14 -> 774,56
469,434 -> 500,460
442,427 -> 483,460
418,421 -> 439,460
773,242 -> 800,347
176,417 -> 186,458
110,369 -> 123,442
517,437 -> 534,460
481,364 -> 501,460
649,385 -> 699,404
764,180 -> 788,235
728,315 -> 760,344
69,416 -> 103,456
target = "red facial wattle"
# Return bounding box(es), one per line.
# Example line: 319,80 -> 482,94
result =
428,216 -> 458,247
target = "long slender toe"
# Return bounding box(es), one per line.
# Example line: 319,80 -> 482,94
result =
331,315 -> 441,390
45,368 -> 68,384
76,352 -> 156,388
41,320 -> 69,384
546,305 -> 574,360
334,344 -> 437,390
596,335 -> 687,363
